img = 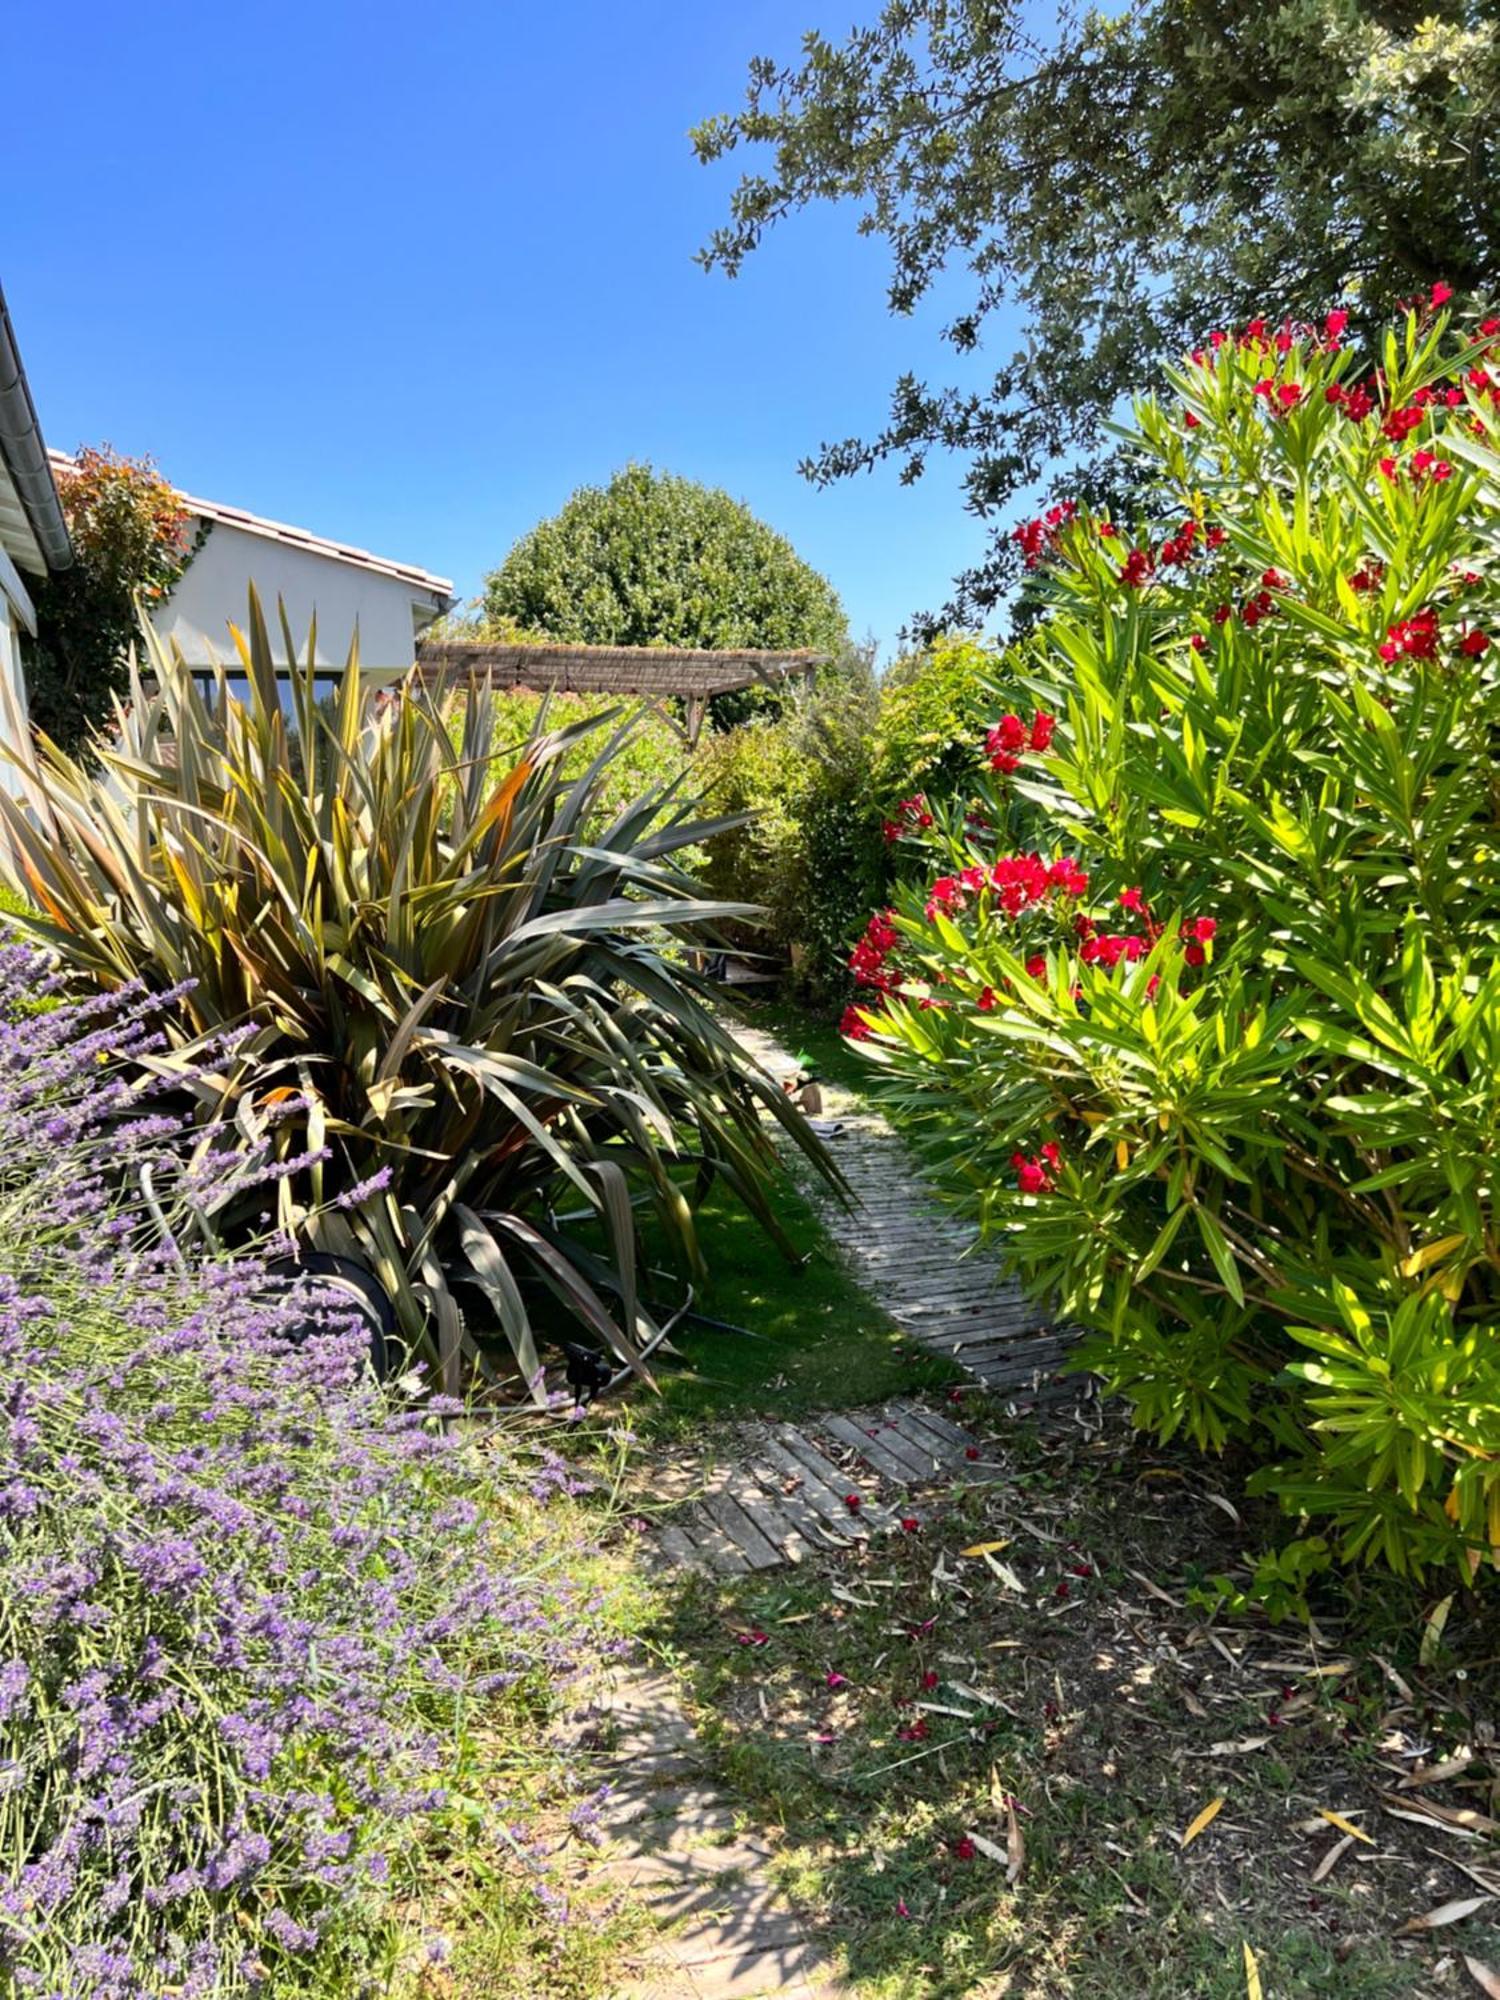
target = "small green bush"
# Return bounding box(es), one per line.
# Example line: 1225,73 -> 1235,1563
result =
23,445 -> 204,753
872,633 -> 1022,808
483,686 -> 689,828
851,296 -> 1500,1588
695,666 -> 888,1008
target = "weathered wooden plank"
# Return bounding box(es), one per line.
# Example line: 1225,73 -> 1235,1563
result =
819,1412 -> 930,1485
856,1413 -> 950,1481
700,1491 -> 785,1570
723,1469 -> 811,1566
656,1522 -> 710,1572
743,1457 -> 854,1551
890,1403 -> 974,1453
767,1430 -> 888,1530
880,1405 -> 965,1466
683,1503 -> 754,1575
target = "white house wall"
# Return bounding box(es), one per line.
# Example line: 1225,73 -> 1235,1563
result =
0,563 -> 32,800
154,520 -> 434,673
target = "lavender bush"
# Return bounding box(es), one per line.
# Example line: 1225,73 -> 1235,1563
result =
0,945 -> 603,1998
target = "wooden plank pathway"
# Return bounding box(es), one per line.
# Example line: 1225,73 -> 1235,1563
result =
653,1399 -> 981,1576
735,1021 -> 1079,1400
588,1021 -> 1088,1996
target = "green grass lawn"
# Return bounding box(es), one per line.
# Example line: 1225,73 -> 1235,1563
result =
626,1167 -> 959,1443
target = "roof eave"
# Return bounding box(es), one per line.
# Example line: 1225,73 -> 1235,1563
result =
0,287 -> 71,574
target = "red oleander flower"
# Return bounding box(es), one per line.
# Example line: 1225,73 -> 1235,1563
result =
1117,547 -> 1153,588
844,1494 -> 862,1512
977,986 -> 997,1012
1325,309 -> 1349,341
921,1670 -> 939,1690
952,1837 -> 976,1861
1462,629 -> 1491,657
1383,404 -> 1424,443
964,1445 -> 980,1461
1119,887 -> 1147,914
1012,1142 -> 1060,1193
825,1670 -> 849,1688
901,1517 -> 920,1533
1024,955 -> 1046,980
840,1006 -> 874,1041
1432,281 -> 1454,307
1380,609 -> 1440,662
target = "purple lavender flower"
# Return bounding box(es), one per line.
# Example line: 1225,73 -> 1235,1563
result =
0,948 -> 605,1996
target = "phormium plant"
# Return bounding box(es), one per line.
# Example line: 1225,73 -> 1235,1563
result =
0,595 -> 831,1394
850,293 -> 1500,1589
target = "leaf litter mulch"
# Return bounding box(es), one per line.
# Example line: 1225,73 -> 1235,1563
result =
637,1392 -> 1500,1999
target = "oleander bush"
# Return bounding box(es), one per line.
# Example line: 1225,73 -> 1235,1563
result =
0,945 -> 613,1998
0,597 -> 827,1393
850,294 -> 1500,1589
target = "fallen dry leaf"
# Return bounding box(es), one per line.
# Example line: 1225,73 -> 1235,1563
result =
1005,1793 -> 1025,1885
1181,1796 -> 1225,1848
1311,1833 -> 1355,1883
1197,1737 -> 1272,1758
1125,1566 -> 1182,1608
1244,1941 -> 1263,1999
981,1551 -> 1026,1593
1464,1954 -> 1500,1997
1420,1593 -> 1455,1668
1317,1808 -> 1374,1845
961,1541 -> 1011,1558
1438,1855 -> 1500,1899
1397,1893 -> 1494,1936
1376,1654 -> 1416,1702
1383,1793 -> 1500,1837
1400,1754 -> 1474,1789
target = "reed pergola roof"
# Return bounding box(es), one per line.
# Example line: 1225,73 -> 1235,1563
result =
414,639 -> 828,741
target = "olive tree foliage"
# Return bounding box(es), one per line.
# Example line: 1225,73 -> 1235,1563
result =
483,463 -> 849,658
693,0 -> 1499,629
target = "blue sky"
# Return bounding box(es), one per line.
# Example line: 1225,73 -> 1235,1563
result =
5,0 -> 1012,659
